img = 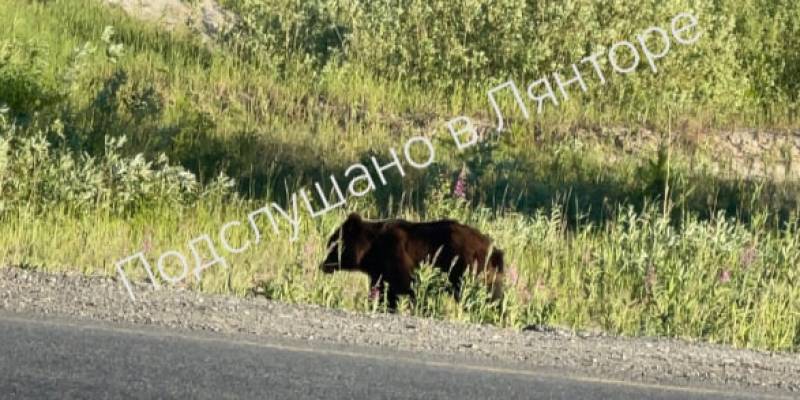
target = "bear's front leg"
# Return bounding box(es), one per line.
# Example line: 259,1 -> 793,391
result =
361,230 -> 415,311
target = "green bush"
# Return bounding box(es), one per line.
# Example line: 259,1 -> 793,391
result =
0,39 -> 64,121
225,0 -> 800,123
0,110 -> 234,216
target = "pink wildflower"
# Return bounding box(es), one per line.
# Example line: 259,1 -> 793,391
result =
506,263 -> 520,286
141,229 -> 152,254
517,287 -> 532,304
369,286 -> 381,301
453,165 -> 468,199
718,269 -> 732,284
740,245 -> 758,270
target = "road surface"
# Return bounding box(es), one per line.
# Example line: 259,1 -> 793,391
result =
0,313 -> 788,400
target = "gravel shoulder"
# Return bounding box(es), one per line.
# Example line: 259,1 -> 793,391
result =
1,265 -> 798,396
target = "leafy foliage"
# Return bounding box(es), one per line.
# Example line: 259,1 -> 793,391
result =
0,109 -> 234,216
224,0 -> 800,122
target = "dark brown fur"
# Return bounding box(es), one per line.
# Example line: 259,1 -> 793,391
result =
320,212 -> 504,309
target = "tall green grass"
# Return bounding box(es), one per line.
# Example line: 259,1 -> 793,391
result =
1,190 -> 798,351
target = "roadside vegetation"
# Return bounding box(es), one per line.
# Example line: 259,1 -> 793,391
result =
1,0 -> 799,351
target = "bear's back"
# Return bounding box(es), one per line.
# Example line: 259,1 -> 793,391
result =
372,218 -> 492,261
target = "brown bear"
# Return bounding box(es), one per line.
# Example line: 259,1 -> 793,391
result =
320,212 -> 505,309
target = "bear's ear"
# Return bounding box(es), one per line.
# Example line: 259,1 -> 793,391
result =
343,212 -> 363,235
346,212 -> 362,222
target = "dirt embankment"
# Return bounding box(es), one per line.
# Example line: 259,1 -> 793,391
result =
570,126 -> 800,181
104,0 -> 235,43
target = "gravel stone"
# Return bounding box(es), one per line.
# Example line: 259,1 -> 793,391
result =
1,265 -> 799,394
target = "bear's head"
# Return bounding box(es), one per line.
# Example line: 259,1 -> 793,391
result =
320,212 -> 374,273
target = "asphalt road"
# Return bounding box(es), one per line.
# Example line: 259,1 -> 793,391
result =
0,313 -> 789,400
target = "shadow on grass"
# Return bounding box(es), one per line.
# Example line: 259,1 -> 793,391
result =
62,68 -> 800,230
160,126 -> 800,231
